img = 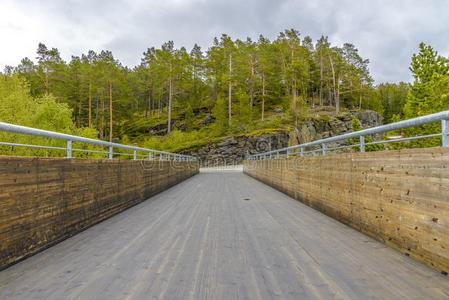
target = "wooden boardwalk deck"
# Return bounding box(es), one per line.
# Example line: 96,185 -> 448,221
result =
1,171 -> 448,299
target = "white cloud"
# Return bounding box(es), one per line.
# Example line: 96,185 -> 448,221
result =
1,0 -> 448,82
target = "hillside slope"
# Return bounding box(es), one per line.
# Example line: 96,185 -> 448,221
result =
120,107 -> 382,165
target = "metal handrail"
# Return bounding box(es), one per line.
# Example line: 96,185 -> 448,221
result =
0,121 -> 197,161
248,110 -> 449,160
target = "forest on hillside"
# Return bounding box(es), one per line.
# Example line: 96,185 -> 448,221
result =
1,29 -> 448,153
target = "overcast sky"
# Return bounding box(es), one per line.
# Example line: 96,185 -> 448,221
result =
1,0 -> 448,83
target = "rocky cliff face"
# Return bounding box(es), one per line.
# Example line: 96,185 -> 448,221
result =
183,132 -> 290,166
294,110 -> 383,144
183,110 -> 383,166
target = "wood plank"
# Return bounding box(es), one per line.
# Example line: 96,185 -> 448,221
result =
244,147 -> 449,274
0,157 -> 199,269
1,172 -> 448,299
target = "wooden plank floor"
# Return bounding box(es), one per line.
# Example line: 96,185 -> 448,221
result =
1,171 -> 448,299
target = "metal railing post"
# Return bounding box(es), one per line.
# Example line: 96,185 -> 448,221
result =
148,152 -> 153,160
66,140 -> 72,158
108,146 -> 113,159
442,119 -> 449,147
300,147 -> 304,157
360,136 -> 366,152
321,143 -> 327,155
133,150 -> 137,160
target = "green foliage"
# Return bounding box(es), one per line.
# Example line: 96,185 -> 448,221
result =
0,75 -> 73,131
352,116 -> 362,131
404,43 -> 449,117
350,117 -> 384,152
32,96 -> 74,132
398,43 -> 449,148
2,30 -> 415,155
0,75 -> 35,125
235,90 -> 252,129
0,74 -> 97,157
211,97 -> 228,133
361,88 -> 384,115
4,31 -> 378,143
376,83 -> 409,123
4,37 -> 449,156
142,129 -> 215,153
71,127 -> 105,158
409,43 -> 449,84
349,117 -> 362,151
184,104 -> 195,131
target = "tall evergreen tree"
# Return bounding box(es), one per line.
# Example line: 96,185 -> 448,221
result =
405,43 -> 449,117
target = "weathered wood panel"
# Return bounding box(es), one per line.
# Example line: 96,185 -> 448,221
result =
244,148 -> 449,274
2,172 -> 449,299
0,157 -> 199,269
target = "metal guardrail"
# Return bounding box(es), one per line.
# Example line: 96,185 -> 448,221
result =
0,121 -> 197,161
248,110 -> 449,160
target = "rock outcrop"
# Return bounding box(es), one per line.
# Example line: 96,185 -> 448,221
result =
183,110 -> 383,166
183,133 -> 290,166
294,110 -> 383,144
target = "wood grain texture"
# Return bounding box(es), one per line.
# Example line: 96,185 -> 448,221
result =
0,172 -> 448,299
244,147 -> 449,274
0,157 -> 199,269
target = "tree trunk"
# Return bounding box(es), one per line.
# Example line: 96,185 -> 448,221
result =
228,53 -> 232,125
100,99 -> 105,140
319,52 -> 323,106
328,54 -> 339,114
167,75 -> 173,134
88,82 -> 92,128
109,82 -> 113,142
158,95 -> 161,118
309,69 -> 314,108
336,78 -> 340,114
77,96 -> 82,127
95,98 -> 99,128
261,74 -> 265,121
45,68 -> 49,94
293,80 -> 298,126
250,64 -> 255,108
359,81 -> 362,109
146,91 -> 151,118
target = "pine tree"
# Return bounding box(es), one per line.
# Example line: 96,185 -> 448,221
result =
184,104 -> 194,131
405,43 -> 449,117
212,97 -> 228,133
